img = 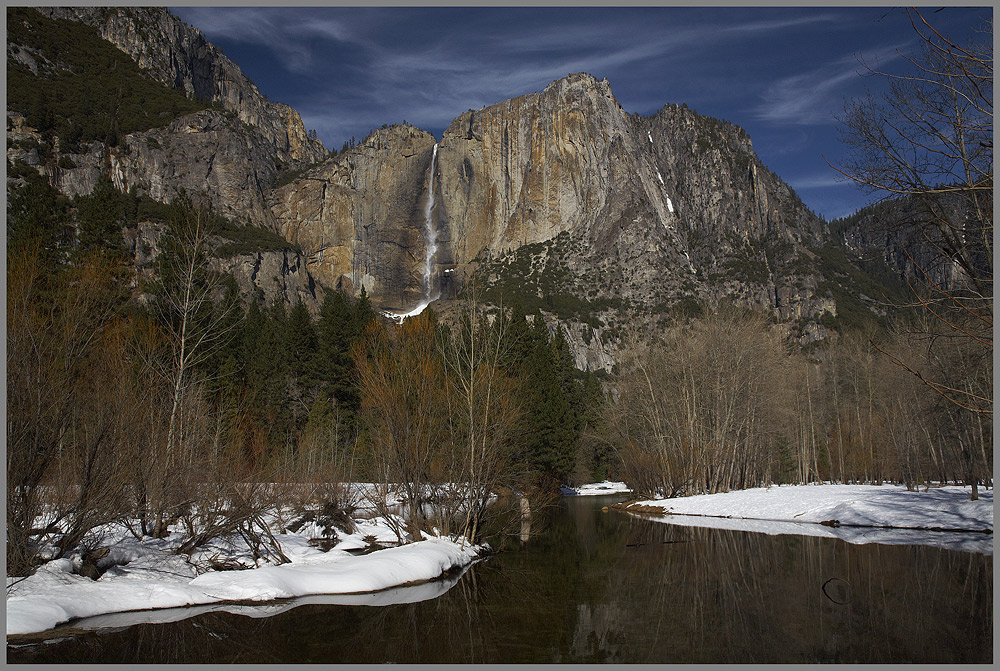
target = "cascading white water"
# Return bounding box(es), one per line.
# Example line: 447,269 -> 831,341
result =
421,143 -> 439,303
384,143 -> 440,323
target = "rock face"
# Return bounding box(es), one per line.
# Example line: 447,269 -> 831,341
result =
121,221 -> 321,311
33,6 -> 327,169
267,73 -> 836,335
38,110 -> 283,228
834,193 -> 989,293
269,126 -> 439,308
212,248 -> 320,310
111,110 -> 282,226
436,74 -> 671,261
9,9 -> 906,367
428,74 -> 834,331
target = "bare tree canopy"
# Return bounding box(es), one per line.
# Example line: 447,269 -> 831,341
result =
832,9 -> 992,420
835,9 -> 991,289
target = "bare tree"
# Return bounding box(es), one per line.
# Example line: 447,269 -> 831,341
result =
606,310 -> 792,498
439,296 -> 522,543
833,9 -> 992,416
142,208 -> 244,530
354,312 -> 449,541
6,244 -> 123,577
832,9 -> 991,499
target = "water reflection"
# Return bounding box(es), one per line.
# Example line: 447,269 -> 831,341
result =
7,496 -> 992,663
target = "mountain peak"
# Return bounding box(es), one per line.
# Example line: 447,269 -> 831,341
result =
543,72 -> 613,97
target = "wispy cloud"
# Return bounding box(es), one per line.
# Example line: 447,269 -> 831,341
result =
787,171 -> 847,190
177,7 -> 359,73
725,14 -> 837,33
751,44 -> 910,125
317,12 -> 827,137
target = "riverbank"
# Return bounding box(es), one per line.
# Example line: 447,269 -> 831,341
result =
560,481 -> 632,496
618,484 -> 993,554
6,513 -> 482,637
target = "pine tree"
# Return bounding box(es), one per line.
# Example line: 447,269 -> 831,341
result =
501,302 -> 535,373
287,299 -> 319,385
251,301 -> 291,438
515,312 -> 578,484
580,373 -> 610,481
351,286 -> 376,339
74,174 -> 127,252
200,278 -> 246,400
317,290 -> 360,430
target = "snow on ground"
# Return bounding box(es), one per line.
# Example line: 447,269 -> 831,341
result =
561,481 -> 632,496
62,569 -> 468,633
381,300 -> 431,324
6,512 -> 482,637
625,484 -> 993,555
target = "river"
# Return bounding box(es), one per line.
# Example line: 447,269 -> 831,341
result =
7,494 -> 992,663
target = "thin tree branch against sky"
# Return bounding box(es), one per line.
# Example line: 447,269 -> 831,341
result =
169,5 -> 990,220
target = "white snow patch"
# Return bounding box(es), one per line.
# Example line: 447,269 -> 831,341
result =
627,484 -> 993,554
682,249 -> 695,273
188,537 -> 474,602
6,506 -> 482,636
65,571 -> 468,632
647,131 -> 653,144
382,300 -> 433,324
562,481 -> 632,496
665,194 -> 673,211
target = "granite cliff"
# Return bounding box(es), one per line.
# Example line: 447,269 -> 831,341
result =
267,73 -> 839,338
8,7 -> 908,367
268,126 -> 439,309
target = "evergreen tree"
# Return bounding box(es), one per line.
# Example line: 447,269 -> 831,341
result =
580,373 -> 611,481
251,301 -> 291,438
287,299 -> 319,386
199,277 -> 246,400
351,286 -> 376,339
7,170 -> 73,258
511,311 -> 579,484
551,326 -> 584,425
501,302 -> 535,373
75,175 -> 127,252
317,290 -> 369,431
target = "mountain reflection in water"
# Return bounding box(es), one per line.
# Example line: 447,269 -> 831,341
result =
7,496 -> 991,664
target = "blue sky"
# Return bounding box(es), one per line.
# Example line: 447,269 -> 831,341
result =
170,5 -> 990,220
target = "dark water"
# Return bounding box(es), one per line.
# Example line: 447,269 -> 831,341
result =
7,496 -> 993,663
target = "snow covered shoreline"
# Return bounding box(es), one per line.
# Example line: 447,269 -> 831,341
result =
6,515 -> 483,637
560,481 -> 632,496
620,484 -> 993,555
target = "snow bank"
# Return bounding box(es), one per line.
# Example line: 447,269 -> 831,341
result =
561,481 -> 632,496
6,523 -> 481,636
189,537 -> 474,602
61,570 -> 468,632
624,484 -> 993,554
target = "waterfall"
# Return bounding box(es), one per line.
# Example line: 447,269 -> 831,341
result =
421,143 -> 439,303
384,143 -> 440,323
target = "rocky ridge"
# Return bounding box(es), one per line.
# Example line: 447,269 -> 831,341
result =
267,73 -> 839,342
34,6 -> 327,169
120,220 -> 321,310
8,8 -> 908,368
